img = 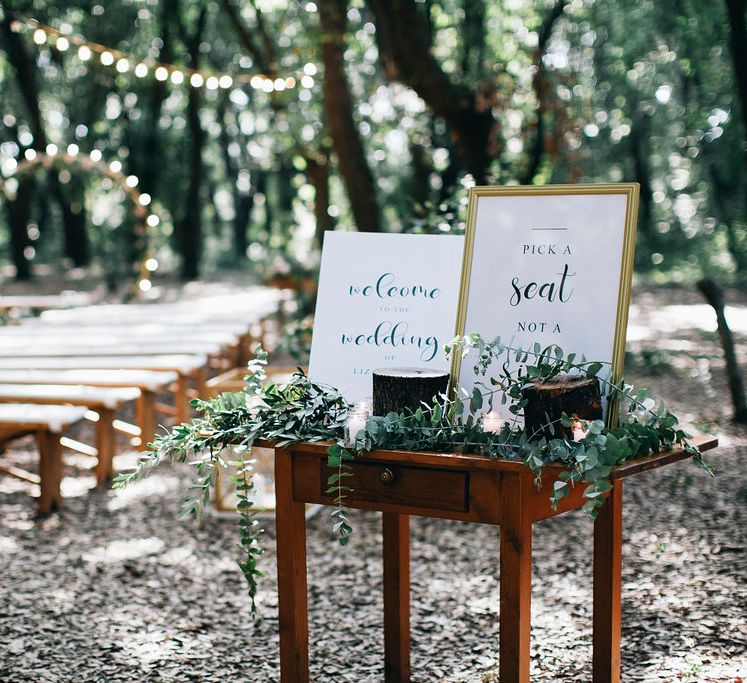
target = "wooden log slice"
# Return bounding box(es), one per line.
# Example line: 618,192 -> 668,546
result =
372,368 -> 449,416
522,373 -> 602,440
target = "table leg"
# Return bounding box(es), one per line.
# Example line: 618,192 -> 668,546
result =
275,447 -> 309,683
593,479 -> 623,683
382,512 -> 410,683
499,472 -> 532,683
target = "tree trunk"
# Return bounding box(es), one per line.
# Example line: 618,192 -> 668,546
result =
318,0 -> 382,232
372,368 -> 449,416
174,4 -> 208,280
697,279 -> 747,422
6,179 -> 33,281
521,0 -> 568,184
0,12 -> 46,280
725,0 -> 747,147
523,375 -> 602,440
306,151 -> 333,247
50,176 -> 90,267
368,0 -> 497,183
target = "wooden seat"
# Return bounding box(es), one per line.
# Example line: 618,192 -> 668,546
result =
0,384 -> 140,484
0,355 -> 208,423
0,403 -> 88,514
0,369 -> 177,448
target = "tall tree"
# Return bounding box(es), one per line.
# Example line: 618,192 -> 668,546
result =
368,0 -> 498,182
173,1 -> 208,280
317,0 -> 382,232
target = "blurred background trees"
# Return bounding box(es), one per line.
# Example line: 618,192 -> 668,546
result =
0,0 -> 744,291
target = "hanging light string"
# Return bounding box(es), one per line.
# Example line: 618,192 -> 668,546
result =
0,148 -> 160,296
8,14 -> 317,93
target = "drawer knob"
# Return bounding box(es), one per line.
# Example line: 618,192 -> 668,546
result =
379,468 -> 395,484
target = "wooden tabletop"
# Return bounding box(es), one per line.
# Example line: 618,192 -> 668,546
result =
263,433 -> 719,480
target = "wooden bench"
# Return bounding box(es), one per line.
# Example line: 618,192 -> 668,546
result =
0,354 -> 208,423
0,369 -> 177,449
0,384 -> 140,484
0,403 -> 88,514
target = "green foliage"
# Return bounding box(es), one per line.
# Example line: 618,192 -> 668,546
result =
113,345 -> 349,611
115,335 -> 714,605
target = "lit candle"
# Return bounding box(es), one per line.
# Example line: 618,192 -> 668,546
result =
345,411 -> 368,448
483,410 -> 503,435
354,400 -> 373,417
571,418 -> 589,442
245,393 -> 263,414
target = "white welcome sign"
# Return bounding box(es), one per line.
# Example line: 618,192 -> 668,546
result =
453,184 -> 639,420
309,232 -> 464,403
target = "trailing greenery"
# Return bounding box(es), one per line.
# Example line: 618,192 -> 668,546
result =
114,338 -> 714,608
113,347 -> 349,612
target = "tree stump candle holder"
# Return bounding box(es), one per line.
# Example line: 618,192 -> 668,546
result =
522,374 -> 602,440
372,368 -> 449,416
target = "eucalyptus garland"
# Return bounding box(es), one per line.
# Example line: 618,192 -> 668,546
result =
113,336 -> 714,608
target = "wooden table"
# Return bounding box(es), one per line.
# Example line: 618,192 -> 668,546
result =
272,434 -> 718,683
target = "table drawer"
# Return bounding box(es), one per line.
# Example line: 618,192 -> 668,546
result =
319,458 -> 469,513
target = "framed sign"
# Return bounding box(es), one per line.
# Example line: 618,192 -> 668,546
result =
309,231 -> 464,403
451,183 -> 639,421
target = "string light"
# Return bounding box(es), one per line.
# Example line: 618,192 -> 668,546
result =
0,150 -> 160,297
11,14 -> 303,94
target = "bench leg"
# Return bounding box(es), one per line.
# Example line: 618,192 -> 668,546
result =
95,408 -> 116,485
500,472 -> 532,683
174,375 -> 190,424
383,512 -> 410,683
136,390 -> 157,450
593,480 -> 623,683
37,430 -> 62,514
275,447 -> 309,683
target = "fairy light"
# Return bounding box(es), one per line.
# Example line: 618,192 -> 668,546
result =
0,149 -> 160,298
14,14 -> 304,92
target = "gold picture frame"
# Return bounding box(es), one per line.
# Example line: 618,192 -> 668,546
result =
450,183 -> 640,425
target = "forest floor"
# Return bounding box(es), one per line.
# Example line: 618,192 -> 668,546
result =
0,284 -> 745,682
